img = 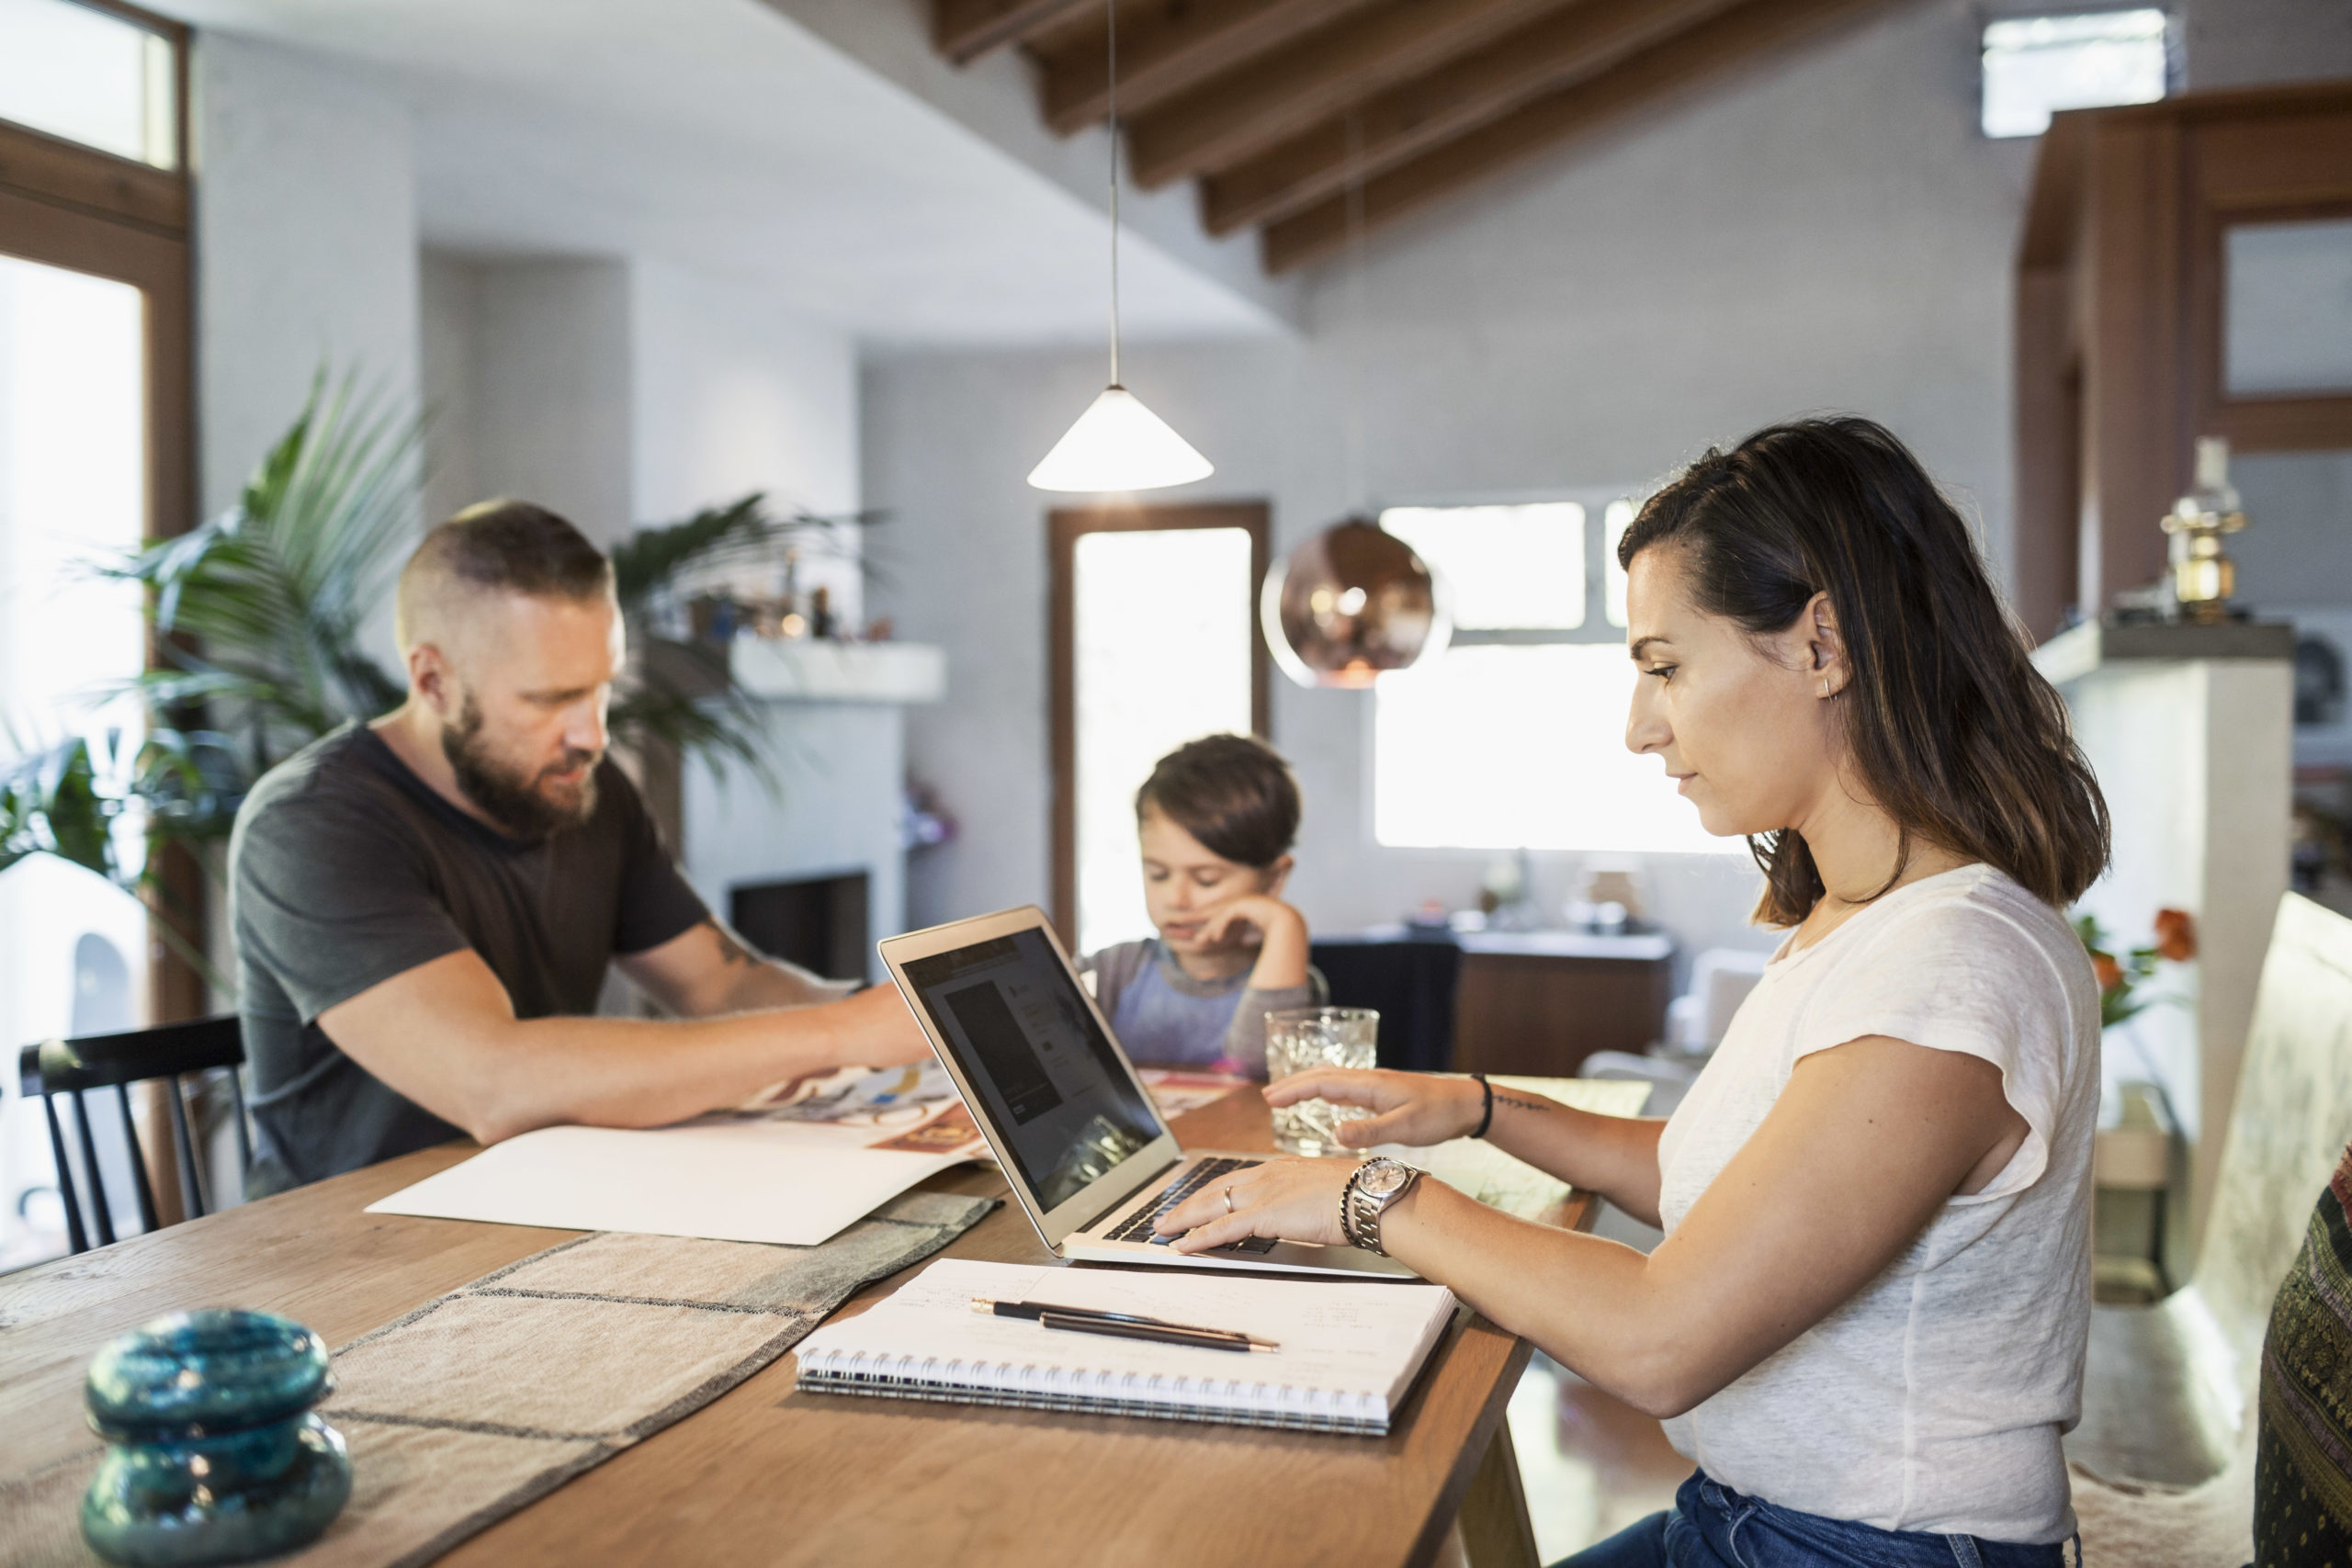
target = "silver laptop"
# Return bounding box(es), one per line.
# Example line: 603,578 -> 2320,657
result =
878,906 -> 1415,1278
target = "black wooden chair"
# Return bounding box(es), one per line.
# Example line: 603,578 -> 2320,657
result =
17,1015 -> 249,1255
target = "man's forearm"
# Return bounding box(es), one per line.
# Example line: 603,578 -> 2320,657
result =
318,949 -> 926,1147
716,957 -> 854,1014
458,1007 -> 867,1142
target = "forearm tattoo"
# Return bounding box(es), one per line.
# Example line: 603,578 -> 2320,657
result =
1490,1089 -> 1553,1115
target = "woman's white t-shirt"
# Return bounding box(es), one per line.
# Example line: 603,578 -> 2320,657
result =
1655,863 -> 2099,1543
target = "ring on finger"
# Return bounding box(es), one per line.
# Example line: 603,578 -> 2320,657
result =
1223,1185 -> 1235,1214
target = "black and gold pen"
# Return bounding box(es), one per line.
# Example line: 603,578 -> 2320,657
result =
969,1297 -> 1279,1353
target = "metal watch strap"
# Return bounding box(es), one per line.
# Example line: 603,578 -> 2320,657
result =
1343,1159 -> 1422,1256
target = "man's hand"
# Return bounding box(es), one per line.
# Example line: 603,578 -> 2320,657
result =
829,982 -> 933,1066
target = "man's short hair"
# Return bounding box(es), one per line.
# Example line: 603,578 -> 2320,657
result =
1134,734 -> 1301,870
396,500 -> 614,650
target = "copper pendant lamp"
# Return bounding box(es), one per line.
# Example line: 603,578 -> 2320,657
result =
1259,118 -> 1447,688
1261,517 -> 1450,689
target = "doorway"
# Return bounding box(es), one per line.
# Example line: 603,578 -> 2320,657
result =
1046,502 -> 1270,954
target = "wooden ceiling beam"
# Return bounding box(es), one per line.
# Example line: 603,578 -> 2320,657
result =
933,0 -> 1096,65
1202,0 -> 1743,235
1125,0 -> 1571,190
1261,0 -> 1894,273
1035,0 -> 1375,135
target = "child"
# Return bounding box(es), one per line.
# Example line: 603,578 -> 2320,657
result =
1079,734 -> 1326,1077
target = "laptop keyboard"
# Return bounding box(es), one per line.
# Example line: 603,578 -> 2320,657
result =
1102,1156 -> 1270,1249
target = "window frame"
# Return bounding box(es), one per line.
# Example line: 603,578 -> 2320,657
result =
1046,502 -> 1271,947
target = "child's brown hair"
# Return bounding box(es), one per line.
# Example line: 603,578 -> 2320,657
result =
1134,734 -> 1300,870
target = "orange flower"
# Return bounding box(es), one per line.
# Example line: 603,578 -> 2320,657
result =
2092,952 -> 2123,992
2154,908 -> 2196,964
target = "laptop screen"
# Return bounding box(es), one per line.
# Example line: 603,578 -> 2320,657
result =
899,927 -> 1164,1213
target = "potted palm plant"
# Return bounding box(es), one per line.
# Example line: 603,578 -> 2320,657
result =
0,370 -> 866,997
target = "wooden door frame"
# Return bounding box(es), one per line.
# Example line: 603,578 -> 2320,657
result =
1046,501 -> 1272,947
0,15 -> 199,1024
2012,83 -> 2352,631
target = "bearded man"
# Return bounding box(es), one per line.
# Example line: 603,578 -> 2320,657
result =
228,500 -> 928,1191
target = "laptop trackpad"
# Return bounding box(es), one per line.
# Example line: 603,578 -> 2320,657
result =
1211,1236 -> 1279,1256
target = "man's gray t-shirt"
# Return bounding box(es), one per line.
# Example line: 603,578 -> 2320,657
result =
228,724 -> 709,1190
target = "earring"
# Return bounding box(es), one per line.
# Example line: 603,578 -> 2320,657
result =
1818,678 -> 1829,699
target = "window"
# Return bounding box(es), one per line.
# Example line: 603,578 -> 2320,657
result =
0,1 -> 192,1263
0,0 -> 180,168
1981,10 -> 2169,140
1383,503 -> 1584,630
1049,504 -> 1270,954
1602,497 -> 1634,629
0,252 -> 153,1071
1372,499 -> 1743,856
2225,219 -> 2352,398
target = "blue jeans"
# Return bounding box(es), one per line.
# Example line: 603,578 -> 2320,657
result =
1555,1472 -> 2079,1568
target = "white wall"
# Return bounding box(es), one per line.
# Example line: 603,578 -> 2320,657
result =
193,33 -> 419,521
865,0 -> 2028,952
470,258 -> 635,545
629,260 -> 859,522
2183,0 -> 2352,87
418,253 -> 860,550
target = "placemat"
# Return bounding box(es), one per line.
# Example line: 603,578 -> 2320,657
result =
0,1189 -> 997,1568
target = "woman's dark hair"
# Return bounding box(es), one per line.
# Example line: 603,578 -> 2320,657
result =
1617,416 -> 2109,925
1136,734 -> 1301,870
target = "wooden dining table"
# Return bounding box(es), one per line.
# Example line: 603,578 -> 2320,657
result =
1,1085 -> 1615,1568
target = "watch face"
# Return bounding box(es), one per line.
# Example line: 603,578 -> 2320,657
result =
1361,1162 -> 1410,1198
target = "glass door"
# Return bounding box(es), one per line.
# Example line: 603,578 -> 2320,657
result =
1048,504 -> 1271,954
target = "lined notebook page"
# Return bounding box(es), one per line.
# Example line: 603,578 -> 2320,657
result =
795,1258 -> 1459,1435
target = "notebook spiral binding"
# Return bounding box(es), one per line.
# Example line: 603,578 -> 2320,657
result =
795,1348 -> 1391,1436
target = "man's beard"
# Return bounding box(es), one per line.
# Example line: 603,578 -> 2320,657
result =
440,696 -> 600,842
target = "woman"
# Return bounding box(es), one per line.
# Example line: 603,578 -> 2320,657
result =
1159,417 -> 2108,1567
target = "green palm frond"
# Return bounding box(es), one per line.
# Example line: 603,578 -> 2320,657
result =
98,369 -> 418,782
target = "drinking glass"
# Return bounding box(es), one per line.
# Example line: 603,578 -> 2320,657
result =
1265,1007 -> 1378,1157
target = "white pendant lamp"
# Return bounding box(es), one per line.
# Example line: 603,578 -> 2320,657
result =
1027,0 -> 1212,493
1028,386 -> 1211,491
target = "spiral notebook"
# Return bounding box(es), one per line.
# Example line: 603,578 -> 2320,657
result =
793,1258 -> 1458,1436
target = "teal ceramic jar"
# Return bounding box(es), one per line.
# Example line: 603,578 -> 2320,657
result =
81,1310 -> 352,1567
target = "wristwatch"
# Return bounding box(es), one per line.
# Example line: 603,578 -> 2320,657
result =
1341,1157 -> 1424,1256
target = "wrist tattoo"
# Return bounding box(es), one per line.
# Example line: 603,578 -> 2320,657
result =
1490,1089 -> 1551,1114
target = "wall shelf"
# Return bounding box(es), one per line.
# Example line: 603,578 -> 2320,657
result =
729,640 -> 945,704
2030,618 -> 2295,687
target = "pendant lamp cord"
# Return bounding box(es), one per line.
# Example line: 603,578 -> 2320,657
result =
1107,0 -> 1122,388
1344,108 -> 1367,516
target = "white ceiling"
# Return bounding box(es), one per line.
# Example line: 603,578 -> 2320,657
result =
143,0 -> 1287,348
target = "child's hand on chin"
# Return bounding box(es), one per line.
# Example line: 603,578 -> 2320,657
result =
1195,895 -> 1306,953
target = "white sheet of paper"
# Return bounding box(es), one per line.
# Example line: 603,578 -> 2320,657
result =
364,1121 -> 970,1247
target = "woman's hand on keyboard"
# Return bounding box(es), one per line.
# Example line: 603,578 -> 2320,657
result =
1262,1068 -> 1485,1151
1153,1156 -> 1357,1252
